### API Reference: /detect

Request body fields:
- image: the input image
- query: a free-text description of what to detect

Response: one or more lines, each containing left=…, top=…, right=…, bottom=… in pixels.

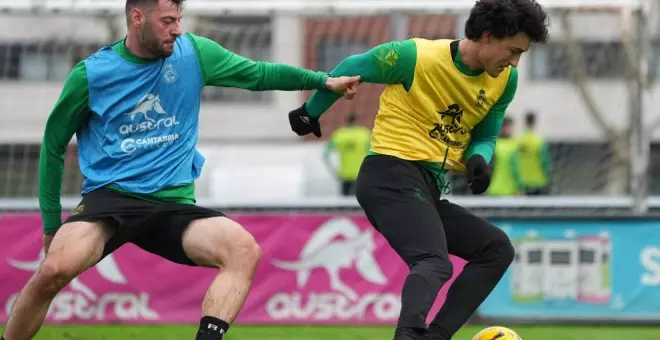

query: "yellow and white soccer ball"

left=472, top=326, right=522, bottom=340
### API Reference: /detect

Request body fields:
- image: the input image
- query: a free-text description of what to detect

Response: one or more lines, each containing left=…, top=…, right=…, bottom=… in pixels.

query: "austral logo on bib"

left=118, top=93, right=181, bottom=154
left=429, top=104, right=469, bottom=148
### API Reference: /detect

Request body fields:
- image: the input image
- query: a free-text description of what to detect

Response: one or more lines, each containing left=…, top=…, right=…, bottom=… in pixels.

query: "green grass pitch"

left=2, top=324, right=660, bottom=340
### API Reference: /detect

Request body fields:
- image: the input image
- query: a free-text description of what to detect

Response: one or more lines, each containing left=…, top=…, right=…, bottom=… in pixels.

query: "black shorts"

left=355, top=154, right=506, bottom=266
left=63, top=187, right=225, bottom=266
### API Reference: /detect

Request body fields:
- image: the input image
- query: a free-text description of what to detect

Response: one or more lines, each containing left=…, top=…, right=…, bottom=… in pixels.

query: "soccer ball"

left=472, top=326, right=522, bottom=340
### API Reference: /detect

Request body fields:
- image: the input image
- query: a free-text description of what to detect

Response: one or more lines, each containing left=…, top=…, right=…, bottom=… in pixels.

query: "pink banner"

left=0, top=213, right=465, bottom=324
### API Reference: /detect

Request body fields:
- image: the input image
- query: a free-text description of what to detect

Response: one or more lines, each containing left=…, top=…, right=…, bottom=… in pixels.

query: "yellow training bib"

left=370, top=39, right=511, bottom=173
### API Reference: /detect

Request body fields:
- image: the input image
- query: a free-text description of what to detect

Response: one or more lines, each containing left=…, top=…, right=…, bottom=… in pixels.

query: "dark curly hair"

left=465, top=0, right=549, bottom=43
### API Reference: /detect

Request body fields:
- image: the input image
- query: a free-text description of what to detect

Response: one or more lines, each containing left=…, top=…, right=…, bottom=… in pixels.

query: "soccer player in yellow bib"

left=323, top=112, right=371, bottom=196
left=288, top=0, right=548, bottom=339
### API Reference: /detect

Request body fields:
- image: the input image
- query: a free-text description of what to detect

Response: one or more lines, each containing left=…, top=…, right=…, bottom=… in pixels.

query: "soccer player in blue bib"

left=1, top=1, right=359, bottom=339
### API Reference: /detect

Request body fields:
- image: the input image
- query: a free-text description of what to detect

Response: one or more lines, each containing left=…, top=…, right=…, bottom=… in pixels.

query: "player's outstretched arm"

left=39, top=61, right=90, bottom=236
left=464, top=68, right=518, bottom=195
left=288, top=39, right=417, bottom=137
left=188, top=33, right=357, bottom=93
left=306, top=40, right=416, bottom=118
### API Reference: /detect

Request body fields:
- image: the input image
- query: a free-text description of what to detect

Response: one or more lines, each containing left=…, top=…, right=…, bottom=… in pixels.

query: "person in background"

left=517, top=110, right=552, bottom=195
left=323, top=112, right=371, bottom=196
left=487, top=116, right=522, bottom=196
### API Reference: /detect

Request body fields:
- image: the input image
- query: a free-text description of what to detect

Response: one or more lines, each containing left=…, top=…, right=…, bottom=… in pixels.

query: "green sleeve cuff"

left=42, top=211, right=62, bottom=235
left=465, top=143, right=496, bottom=164
left=317, top=73, right=329, bottom=91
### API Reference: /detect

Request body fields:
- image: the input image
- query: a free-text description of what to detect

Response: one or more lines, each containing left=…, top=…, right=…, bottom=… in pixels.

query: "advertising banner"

left=0, top=213, right=466, bottom=324
left=479, top=220, right=660, bottom=321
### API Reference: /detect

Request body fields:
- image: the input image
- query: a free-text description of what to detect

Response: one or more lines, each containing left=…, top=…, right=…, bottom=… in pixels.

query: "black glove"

left=466, top=155, right=491, bottom=195
left=288, top=102, right=322, bottom=138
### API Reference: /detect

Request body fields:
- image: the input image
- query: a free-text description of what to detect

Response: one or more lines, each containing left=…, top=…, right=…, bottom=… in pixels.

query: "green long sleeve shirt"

left=305, top=39, right=518, bottom=165
left=40, top=33, right=329, bottom=234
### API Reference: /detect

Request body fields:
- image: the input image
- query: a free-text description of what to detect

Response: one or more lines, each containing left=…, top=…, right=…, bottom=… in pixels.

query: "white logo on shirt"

left=163, top=63, right=178, bottom=84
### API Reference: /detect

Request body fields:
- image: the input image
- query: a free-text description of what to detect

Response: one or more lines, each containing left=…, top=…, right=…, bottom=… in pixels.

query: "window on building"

left=316, top=37, right=370, bottom=72
left=0, top=44, right=21, bottom=79
left=0, top=42, right=102, bottom=81
left=529, top=41, right=627, bottom=80
left=195, top=16, right=273, bottom=103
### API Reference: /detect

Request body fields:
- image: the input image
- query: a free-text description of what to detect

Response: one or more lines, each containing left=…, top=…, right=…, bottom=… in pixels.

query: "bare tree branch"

left=619, top=7, right=650, bottom=91
left=560, top=10, right=619, bottom=140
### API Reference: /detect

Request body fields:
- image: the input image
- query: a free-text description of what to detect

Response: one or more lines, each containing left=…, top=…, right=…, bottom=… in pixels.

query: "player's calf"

left=396, top=255, right=454, bottom=340
left=425, top=230, right=515, bottom=340
left=182, top=216, right=262, bottom=340
left=0, top=268, right=69, bottom=340
left=2, top=221, right=112, bottom=340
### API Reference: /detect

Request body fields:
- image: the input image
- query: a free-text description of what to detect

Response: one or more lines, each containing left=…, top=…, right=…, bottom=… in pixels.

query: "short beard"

left=139, top=24, right=168, bottom=58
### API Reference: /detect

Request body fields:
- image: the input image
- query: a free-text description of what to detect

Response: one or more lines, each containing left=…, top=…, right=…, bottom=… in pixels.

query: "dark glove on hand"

left=288, top=102, right=322, bottom=138
left=466, top=155, right=491, bottom=195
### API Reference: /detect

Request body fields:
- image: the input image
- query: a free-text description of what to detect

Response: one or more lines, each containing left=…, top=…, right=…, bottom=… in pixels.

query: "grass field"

left=2, top=325, right=660, bottom=340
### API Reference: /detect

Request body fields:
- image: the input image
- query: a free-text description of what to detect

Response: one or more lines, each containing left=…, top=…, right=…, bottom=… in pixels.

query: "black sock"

left=195, top=316, right=229, bottom=340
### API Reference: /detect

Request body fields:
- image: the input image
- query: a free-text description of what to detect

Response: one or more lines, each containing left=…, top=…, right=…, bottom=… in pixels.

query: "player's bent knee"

left=411, top=255, right=454, bottom=282
left=184, top=217, right=261, bottom=269
left=226, top=228, right=262, bottom=271
left=498, top=237, right=516, bottom=267
left=35, top=259, right=78, bottom=295
left=487, top=229, right=516, bottom=268
left=432, top=257, right=454, bottom=281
